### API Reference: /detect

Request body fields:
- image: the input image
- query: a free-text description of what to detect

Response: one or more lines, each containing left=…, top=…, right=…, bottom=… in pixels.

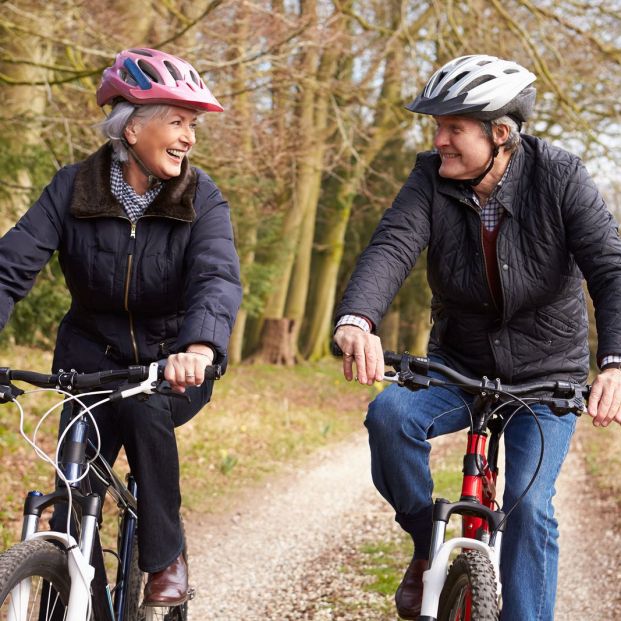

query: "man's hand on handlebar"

left=333, top=325, right=384, bottom=385
left=586, top=368, right=621, bottom=427
left=165, top=344, right=214, bottom=393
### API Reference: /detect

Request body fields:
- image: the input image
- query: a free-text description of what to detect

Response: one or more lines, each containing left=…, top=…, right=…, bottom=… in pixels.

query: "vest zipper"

left=124, top=222, right=139, bottom=363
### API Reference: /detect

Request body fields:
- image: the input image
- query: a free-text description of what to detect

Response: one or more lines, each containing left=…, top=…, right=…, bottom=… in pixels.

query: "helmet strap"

left=121, top=137, right=162, bottom=188
left=462, top=144, right=499, bottom=187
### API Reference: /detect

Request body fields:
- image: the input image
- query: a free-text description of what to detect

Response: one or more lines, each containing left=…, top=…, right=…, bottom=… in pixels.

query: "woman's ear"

left=124, top=121, right=139, bottom=146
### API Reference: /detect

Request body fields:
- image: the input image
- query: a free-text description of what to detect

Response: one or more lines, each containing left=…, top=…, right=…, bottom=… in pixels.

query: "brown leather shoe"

left=395, top=557, right=427, bottom=620
left=143, top=553, right=189, bottom=606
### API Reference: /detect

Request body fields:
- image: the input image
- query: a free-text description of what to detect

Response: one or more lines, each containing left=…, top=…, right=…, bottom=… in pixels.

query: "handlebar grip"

left=204, top=365, right=222, bottom=381
left=383, top=351, right=402, bottom=367
left=331, top=341, right=343, bottom=357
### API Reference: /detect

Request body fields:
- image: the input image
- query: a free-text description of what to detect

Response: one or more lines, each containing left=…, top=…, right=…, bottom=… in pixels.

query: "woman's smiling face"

left=124, top=106, right=198, bottom=184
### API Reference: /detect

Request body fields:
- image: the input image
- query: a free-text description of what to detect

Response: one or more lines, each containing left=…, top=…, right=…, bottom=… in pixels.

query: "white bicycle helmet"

left=406, top=55, right=536, bottom=124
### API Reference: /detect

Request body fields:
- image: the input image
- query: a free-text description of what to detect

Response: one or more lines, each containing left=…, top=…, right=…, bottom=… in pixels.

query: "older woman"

left=0, top=48, right=242, bottom=605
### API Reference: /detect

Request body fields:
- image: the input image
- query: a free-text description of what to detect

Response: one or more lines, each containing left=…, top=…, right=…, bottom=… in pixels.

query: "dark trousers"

left=54, top=381, right=213, bottom=572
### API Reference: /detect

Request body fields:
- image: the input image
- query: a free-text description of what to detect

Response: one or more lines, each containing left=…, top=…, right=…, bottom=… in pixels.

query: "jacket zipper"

left=124, top=222, right=140, bottom=363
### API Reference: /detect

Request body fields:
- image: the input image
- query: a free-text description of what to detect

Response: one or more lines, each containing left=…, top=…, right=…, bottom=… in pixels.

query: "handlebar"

left=0, top=360, right=222, bottom=402
left=383, top=351, right=589, bottom=416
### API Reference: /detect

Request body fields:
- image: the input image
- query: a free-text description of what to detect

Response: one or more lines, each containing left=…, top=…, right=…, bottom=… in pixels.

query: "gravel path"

left=185, top=430, right=621, bottom=620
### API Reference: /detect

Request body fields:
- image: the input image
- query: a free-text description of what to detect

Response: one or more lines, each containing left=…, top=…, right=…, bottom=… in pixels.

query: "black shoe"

left=395, top=557, right=427, bottom=620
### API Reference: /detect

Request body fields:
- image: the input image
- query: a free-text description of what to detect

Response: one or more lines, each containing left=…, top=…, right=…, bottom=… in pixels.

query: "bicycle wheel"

left=0, top=539, right=70, bottom=621
left=438, top=550, right=499, bottom=621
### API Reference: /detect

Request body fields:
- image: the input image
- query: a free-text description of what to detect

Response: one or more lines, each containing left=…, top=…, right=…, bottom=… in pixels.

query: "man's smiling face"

left=433, top=115, right=494, bottom=180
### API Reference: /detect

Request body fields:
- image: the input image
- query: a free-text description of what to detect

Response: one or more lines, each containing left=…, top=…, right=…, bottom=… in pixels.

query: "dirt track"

left=186, top=429, right=621, bottom=620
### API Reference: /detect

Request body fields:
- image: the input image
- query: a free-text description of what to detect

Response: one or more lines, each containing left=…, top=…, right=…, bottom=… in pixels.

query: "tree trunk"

left=378, top=309, right=400, bottom=353
left=284, top=31, right=341, bottom=353
left=253, top=318, right=297, bottom=366
left=0, top=8, right=52, bottom=227
left=303, top=4, right=409, bottom=360
left=226, top=0, right=257, bottom=363
left=255, top=0, right=322, bottom=363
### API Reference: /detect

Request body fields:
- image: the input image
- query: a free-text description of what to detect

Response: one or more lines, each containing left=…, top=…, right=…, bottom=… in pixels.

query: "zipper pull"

left=128, top=223, right=137, bottom=254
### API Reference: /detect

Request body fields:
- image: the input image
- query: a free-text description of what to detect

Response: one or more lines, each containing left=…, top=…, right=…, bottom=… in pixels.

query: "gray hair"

left=97, top=102, right=172, bottom=162
left=482, top=115, right=522, bottom=153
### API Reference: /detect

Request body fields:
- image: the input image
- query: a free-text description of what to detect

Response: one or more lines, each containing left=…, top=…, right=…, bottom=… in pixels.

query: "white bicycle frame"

left=7, top=362, right=161, bottom=621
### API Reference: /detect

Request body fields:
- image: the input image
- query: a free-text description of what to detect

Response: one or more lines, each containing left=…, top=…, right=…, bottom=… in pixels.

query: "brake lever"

left=153, top=381, right=191, bottom=401
left=0, top=383, right=24, bottom=403
left=109, top=362, right=162, bottom=402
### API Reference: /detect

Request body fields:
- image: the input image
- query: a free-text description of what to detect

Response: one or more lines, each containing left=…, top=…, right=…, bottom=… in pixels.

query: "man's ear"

left=493, top=122, right=511, bottom=147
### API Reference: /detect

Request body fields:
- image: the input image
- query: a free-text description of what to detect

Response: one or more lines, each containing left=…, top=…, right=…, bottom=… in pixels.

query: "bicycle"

left=381, top=351, right=589, bottom=621
left=0, top=360, right=220, bottom=621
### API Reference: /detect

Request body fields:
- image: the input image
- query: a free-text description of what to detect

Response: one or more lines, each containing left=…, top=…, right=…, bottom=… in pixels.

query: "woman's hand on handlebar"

left=587, top=368, right=621, bottom=427
left=164, top=344, right=214, bottom=393
left=334, top=325, right=384, bottom=385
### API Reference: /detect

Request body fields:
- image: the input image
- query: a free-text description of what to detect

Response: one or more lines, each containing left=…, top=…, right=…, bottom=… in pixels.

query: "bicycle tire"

left=124, top=533, right=144, bottom=620
left=0, top=539, right=70, bottom=621
left=438, top=550, right=499, bottom=621
left=126, top=538, right=189, bottom=621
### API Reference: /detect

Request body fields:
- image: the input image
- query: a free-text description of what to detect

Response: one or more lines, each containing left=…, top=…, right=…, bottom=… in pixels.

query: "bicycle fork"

left=11, top=415, right=100, bottom=621
left=419, top=421, right=506, bottom=620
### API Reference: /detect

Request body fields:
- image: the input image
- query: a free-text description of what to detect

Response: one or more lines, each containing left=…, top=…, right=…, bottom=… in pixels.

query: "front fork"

left=13, top=411, right=100, bottom=621
left=420, top=424, right=505, bottom=620
left=421, top=498, right=506, bottom=621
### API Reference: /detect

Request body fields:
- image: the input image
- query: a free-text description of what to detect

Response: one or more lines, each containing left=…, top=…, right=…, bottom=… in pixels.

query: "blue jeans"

left=365, top=379, right=576, bottom=621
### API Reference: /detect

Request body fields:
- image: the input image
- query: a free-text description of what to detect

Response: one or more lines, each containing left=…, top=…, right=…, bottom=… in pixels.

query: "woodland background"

left=1, top=0, right=620, bottom=365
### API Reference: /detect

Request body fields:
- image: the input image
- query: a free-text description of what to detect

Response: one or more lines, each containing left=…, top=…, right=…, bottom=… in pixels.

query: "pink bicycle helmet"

left=96, top=48, right=223, bottom=112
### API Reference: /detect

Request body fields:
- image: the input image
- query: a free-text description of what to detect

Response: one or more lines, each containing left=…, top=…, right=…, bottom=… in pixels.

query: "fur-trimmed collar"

left=70, top=143, right=197, bottom=222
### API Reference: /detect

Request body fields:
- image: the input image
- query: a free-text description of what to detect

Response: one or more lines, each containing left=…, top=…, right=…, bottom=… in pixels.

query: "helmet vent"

left=119, top=68, right=138, bottom=87
left=164, top=61, right=182, bottom=81
left=189, top=70, right=200, bottom=86
left=137, top=60, right=162, bottom=84
left=130, top=49, right=154, bottom=57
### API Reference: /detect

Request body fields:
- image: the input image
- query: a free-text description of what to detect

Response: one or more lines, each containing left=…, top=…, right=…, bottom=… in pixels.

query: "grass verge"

left=579, top=415, right=621, bottom=506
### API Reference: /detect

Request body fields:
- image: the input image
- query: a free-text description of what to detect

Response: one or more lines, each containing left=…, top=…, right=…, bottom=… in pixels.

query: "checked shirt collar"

left=110, top=158, right=162, bottom=223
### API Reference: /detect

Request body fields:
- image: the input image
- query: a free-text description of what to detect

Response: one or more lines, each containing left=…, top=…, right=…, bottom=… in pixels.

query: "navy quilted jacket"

left=0, top=144, right=242, bottom=372
left=335, top=135, right=621, bottom=383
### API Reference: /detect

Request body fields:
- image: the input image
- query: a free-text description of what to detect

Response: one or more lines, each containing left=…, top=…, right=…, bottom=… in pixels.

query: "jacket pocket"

left=536, top=310, right=576, bottom=337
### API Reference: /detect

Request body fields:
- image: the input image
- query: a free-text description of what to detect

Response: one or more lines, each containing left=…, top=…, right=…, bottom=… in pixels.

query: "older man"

left=334, top=54, right=621, bottom=620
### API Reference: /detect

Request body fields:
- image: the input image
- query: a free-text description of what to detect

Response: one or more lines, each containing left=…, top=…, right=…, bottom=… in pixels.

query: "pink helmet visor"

left=96, top=48, right=223, bottom=112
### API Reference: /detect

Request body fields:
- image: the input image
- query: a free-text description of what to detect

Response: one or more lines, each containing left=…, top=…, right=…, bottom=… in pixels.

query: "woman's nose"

left=182, top=128, right=196, bottom=146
